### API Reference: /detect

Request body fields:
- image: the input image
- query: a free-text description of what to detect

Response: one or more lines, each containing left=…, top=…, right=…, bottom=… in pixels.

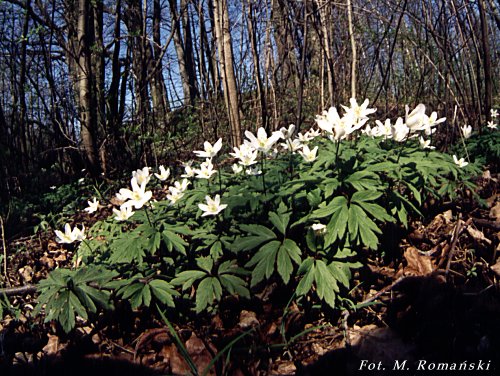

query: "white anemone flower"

left=155, top=165, right=171, bottom=181
left=84, top=197, right=100, bottom=214
left=315, top=107, right=341, bottom=135
left=373, top=119, right=393, bottom=138
left=487, top=121, right=497, bottom=129
left=298, top=145, right=319, bottom=162
left=391, top=118, right=409, bottom=142
left=279, top=124, right=296, bottom=140
left=341, top=98, right=377, bottom=123
left=453, top=155, right=468, bottom=168
left=55, top=223, right=86, bottom=244
left=230, top=143, right=255, bottom=159
left=198, top=195, right=227, bottom=217
left=173, top=179, right=190, bottom=192
left=419, top=137, right=435, bottom=150
left=132, top=167, right=151, bottom=185
left=119, top=177, right=153, bottom=209
left=232, top=164, right=243, bottom=174
left=282, top=138, right=302, bottom=152
left=113, top=206, right=135, bottom=221
left=405, top=104, right=427, bottom=131
left=461, top=124, right=472, bottom=139
left=246, top=167, right=262, bottom=176
left=181, top=162, right=196, bottom=178
left=167, top=187, right=185, bottom=205
left=244, top=127, right=281, bottom=153
left=195, top=159, right=217, bottom=179
left=311, top=223, right=327, bottom=235
left=193, top=138, right=223, bottom=159
left=491, top=109, right=498, bottom=118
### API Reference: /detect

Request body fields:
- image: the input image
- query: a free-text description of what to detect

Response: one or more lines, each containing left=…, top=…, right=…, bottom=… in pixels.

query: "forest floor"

left=0, top=171, right=499, bottom=375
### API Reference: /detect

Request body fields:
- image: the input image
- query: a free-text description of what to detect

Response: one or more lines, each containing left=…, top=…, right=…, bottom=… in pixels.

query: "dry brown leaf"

left=490, top=259, right=500, bottom=277
left=489, top=201, right=500, bottom=222
left=403, top=247, right=434, bottom=276
left=238, top=310, right=259, bottom=328
left=270, top=361, right=297, bottom=375
left=42, top=334, right=61, bottom=356
left=466, top=226, right=492, bottom=245
left=18, top=265, right=33, bottom=283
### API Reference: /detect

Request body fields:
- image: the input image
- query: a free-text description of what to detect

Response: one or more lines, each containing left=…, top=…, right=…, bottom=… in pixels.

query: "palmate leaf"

left=269, top=211, right=290, bottom=236
left=246, top=240, right=280, bottom=287
left=109, top=235, right=147, bottom=264
left=325, top=202, right=349, bottom=247
left=245, top=238, right=302, bottom=287
left=231, top=224, right=276, bottom=252
left=162, top=229, right=188, bottom=255
left=149, top=279, right=178, bottom=307
left=171, top=270, right=207, bottom=291
left=195, top=277, right=222, bottom=313
left=344, top=170, right=380, bottom=191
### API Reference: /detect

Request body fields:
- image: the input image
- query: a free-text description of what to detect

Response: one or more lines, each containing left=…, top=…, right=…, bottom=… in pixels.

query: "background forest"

left=0, top=0, right=498, bottom=199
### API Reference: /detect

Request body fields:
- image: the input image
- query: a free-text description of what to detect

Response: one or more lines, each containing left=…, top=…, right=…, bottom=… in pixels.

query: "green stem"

left=260, top=154, right=267, bottom=195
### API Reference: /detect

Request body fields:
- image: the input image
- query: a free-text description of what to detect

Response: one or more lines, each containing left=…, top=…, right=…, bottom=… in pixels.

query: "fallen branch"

left=0, top=284, right=37, bottom=296
left=0, top=215, right=10, bottom=287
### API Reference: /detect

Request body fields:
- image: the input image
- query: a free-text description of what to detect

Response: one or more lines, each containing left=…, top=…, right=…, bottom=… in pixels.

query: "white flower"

left=132, top=167, right=151, bottom=185
left=195, top=159, right=217, bottom=179
left=245, top=167, right=262, bottom=176
left=173, top=179, right=190, bottom=192
left=155, top=165, right=170, bottom=181
left=198, top=195, right=227, bottom=217
left=306, top=128, right=321, bottom=139
left=461, top=124, right=472, bottom=139
left=50, top=186, right=56, bottom=190
left=230, top=143, right=255, bottom=159
left=453, top=155, right=468, bottom=168
left=279, top=124, right=296, bottom=140
left=373, top=119, right=393, bottom=138
left=311, top=223, right=327, bottom=234
left=119, top=177, right=153, bottom=209
left=341, top=98, right=376, bottom=122
left=194, top=138, right=223, bottom=159
left=487, top=121, right=497, bottom=129
left=419, top=137, right=435, bottom=150
left=232, top=164, right=243, bottom=174
left=391, top=117, right=409, bottom=142
left=298, top=145, right=318, bottom=162
left=405, top=104, right=427, bottom=131
left=113, top=206, right=135, bottom=221
left=491, top=109, right=498, bottom=118
left=55, top=223, right=86, bottom=244
left=282, top=138, right=302, bottom=152
left=167, top=187, right=185, bottom=205
left=298, top=131, right=313, bottom=143
left=78, top=178, right=85, bottom=184
left=181, top=162, right=196, bottom=178
left=244, top=127, right=281, bottom=153
left=84, top=197, right=100, bottom=214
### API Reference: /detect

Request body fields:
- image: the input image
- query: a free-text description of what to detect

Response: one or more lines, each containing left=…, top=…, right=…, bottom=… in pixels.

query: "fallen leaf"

left=489, top=201, right=500, bottom=222
left=239, top=310, right=259, bottom=329
left=466, top=226, right=492, bottom=245
left=403, top=247, right=434, bottom=276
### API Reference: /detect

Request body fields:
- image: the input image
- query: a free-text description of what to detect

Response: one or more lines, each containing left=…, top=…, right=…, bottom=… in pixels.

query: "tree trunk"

left=77, top=0, right=99, bottom=172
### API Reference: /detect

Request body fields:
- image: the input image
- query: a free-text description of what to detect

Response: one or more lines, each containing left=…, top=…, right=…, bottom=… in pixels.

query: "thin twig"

left=0, top=216, right=10, bottom=287
left=445, top=219, right=464, bottom=277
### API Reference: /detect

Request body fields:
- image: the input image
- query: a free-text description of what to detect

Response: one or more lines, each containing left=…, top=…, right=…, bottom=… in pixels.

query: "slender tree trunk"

left=77, top=0, right=99, bottom=172
left=478, top=0, right=492, bottom=120
left=213, top=0, right=241, bottom=145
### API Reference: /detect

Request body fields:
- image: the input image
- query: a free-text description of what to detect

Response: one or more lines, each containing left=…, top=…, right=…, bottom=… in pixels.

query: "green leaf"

left=162, top=230, right=188, bottom=255
left=312, top=196, right=347, bottom=219
left=219, top=274, right=250, bottom=299
left=196, top=277, right=222, bottom=313
left=351, top=190, right=382, bottom=203
left=269, top=211, right=290, bottom=236
left=314, top=260, right=338, bottom=308
left=171, top=270, right=207, bottom=291
left=296, top=259, right=315, bottom=296
left=245, top=240, right=280, bottom=287
left=196, top=256, right=214, bottom=273
left=276, top=238, right=302, bottom=285
left=149, top=279, right=178, bottom=307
